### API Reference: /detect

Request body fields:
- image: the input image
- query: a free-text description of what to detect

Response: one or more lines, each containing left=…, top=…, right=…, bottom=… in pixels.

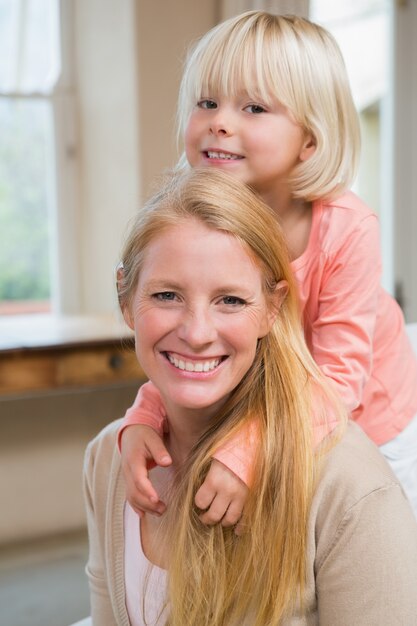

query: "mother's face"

left=124, top=218, right=277, bottom=420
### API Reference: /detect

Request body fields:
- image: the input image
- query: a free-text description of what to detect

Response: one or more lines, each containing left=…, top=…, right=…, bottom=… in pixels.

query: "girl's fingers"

left=220, top=499, right=243, bottom=527
left=146, top=433, right=173, bottom=467
left=198, top=493, right=229, bottom=525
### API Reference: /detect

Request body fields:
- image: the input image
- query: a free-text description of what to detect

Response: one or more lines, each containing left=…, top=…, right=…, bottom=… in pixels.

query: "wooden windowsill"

left=0, top=313, right=133, bottom=352
left=0, top=314, right=146, bottom=395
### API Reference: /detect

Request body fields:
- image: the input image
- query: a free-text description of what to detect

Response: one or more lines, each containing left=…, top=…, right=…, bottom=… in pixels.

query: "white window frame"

left=50, top=0, right=81, bottom=314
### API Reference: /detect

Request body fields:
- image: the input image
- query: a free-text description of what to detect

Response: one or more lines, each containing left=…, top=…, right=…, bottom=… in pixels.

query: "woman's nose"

left=177, top=309, right=218, bottom=347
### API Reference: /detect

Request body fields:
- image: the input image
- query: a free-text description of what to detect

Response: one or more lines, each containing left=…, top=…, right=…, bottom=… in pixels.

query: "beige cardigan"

left=83, top=421, right=417, bottom=625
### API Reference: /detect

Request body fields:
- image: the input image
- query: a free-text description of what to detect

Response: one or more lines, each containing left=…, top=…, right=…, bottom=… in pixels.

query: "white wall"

left=0, top=384, right=137, bottom=544
left=137, top=1, right=217, bottom=195
left=71, top=0, right=217, bottom=316
left=74, top=0, right=141, bottom=315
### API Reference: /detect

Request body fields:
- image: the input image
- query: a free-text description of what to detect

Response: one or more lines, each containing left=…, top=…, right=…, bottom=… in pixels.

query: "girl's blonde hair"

left=118, top=168, right=345, bottom=625
left=177, top=11, right=361, bottom=200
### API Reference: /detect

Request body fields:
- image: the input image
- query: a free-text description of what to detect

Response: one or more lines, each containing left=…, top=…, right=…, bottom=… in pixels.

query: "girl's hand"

left=195, top=460, right=249, bottom=533
left=120, top=425, right=172, bottom=517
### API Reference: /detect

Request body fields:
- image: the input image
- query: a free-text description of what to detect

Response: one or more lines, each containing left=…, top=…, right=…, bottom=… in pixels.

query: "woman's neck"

left=160, top=391, right=229, bottom=466
left=161, top=405, right=213, bottom=467
left=165, top=421, right=199, bottom=467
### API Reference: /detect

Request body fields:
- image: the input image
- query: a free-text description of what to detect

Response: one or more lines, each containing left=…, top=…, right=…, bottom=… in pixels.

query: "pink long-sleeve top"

left=119, top=192, right=417, bottom=483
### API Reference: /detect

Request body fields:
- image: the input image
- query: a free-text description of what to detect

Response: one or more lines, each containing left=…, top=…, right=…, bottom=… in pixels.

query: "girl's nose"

left=209, top=110, right=233, bottom=137
left=177, top=309, right=218, bottom=348
left=210, top=124, right=229, bottom=136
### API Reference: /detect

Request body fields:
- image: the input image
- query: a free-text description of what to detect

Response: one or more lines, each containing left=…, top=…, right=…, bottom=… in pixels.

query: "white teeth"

left=167, top=354, right=221, bottom=372
left=207, top=151, right=240, bottom=160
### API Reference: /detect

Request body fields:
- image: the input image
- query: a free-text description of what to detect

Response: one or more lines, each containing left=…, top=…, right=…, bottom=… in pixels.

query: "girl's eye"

left=198, top=99, right=217, bottom=110
left=244, top=104, right=266, bottom=114
left=153, top=292, right=177, bottom=301
left=221, top=295, right=246, bottom=306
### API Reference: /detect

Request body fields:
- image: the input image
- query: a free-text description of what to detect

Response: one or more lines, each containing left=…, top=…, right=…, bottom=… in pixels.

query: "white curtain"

left=219, top=0, right=309, bottom=21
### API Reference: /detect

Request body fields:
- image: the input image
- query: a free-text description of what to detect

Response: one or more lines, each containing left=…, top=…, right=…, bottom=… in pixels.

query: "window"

left=0, top=0, right=60, bottom=314
left=310, top=0, right=394, bottom=293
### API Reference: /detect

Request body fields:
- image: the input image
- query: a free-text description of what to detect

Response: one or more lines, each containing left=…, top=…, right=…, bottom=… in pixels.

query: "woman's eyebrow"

left=143, top=279, right=183, bottom=292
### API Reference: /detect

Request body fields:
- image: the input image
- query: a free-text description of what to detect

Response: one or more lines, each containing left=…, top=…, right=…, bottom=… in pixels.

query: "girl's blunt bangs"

left=180, top=16, right=298, bottom=129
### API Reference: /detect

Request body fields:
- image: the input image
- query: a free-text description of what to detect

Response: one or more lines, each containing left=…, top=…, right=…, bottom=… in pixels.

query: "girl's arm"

left=118, top=381, right=167, bottom=443
left=306, top=213, right=381, bottom=415
left=118, top=382, right=172, bottom=516
left=118, top=381, right=249, bottom=523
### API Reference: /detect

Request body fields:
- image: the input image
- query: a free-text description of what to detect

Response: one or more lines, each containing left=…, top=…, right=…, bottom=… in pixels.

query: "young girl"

left=119, top=11, right=417, bottom=520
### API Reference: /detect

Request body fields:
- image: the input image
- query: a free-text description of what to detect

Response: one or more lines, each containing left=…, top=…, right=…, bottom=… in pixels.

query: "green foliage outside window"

left=0, top=100, right=51, bottom=302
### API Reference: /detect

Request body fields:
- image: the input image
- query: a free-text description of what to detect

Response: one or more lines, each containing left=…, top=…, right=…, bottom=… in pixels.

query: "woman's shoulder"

left=84, top=419, right=122, bottom=479
left=308, top=422, right=417, bottom=624
left=318, top=422, right=397, bottom=494
left=312, top=422, right=413, bottom=539
left=87, top=418, right=122, bottom=452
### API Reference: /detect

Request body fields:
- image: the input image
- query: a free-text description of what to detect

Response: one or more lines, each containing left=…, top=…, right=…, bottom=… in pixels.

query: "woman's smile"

left=164, top=351, right=225, bottom=373
left=124, top=217, right=274, bottom=421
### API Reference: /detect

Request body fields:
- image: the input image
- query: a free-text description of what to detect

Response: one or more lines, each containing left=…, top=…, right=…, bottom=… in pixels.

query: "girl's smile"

left=204, top=148, right=244, bottom=162
left=184, top=94, right=315, bottom=209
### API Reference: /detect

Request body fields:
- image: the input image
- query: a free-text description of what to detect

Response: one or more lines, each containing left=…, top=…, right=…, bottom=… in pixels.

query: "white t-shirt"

left=124, top=502, right=167, bottom=626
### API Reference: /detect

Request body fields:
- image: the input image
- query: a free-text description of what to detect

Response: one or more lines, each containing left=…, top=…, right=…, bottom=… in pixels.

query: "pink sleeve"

left=309, top=215, right=381, bottom=413
left=117, top=381, right=167, bottom=451
left=213, top=418, right=259, bottom=487
left=213, top=395, right=339, bottom=487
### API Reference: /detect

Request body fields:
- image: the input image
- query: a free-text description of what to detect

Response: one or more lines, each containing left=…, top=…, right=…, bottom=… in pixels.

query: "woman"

left=84, top=168, right=417, bottom=625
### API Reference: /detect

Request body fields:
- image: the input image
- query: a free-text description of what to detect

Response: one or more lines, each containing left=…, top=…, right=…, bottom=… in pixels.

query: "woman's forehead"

left=138, top=221, right=264, bottom=289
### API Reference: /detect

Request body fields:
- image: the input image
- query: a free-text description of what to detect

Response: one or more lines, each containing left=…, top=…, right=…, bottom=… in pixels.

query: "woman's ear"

left=122, top=305, right=134, bottom=330
left=259, top=280, right=289, bottom=337
left=299, top=133, right=316, bottom=162
left=116, top=262, right=134, bottom=329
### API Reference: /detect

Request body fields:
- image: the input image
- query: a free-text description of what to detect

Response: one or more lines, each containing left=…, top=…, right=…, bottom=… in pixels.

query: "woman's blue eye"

left=245, top=104, right=266, bottom=114
left=198, top=99, right=217, bottom=110
left=222, top=296, right=245, bottom=306
left=154, top=292, right=176, bottom=301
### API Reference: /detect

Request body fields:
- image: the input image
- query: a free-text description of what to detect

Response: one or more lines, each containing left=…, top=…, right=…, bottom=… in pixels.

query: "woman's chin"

left=163, top=388, right=228, bottom=418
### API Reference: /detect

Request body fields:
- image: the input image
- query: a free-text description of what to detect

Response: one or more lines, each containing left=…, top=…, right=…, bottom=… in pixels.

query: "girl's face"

left=184, top=94, right=314, bottom=206
left=124, top=219, right=280, bottom=423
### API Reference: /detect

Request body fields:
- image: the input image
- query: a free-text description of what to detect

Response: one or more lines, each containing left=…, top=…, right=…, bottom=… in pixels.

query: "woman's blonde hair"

left=118, top=168, right=345, bottom=625
left=177, top=11, right=361, bottom=201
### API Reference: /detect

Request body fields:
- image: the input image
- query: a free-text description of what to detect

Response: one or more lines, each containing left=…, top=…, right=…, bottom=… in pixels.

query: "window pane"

left=0, top=0, right=60, bottom=93
left=0, top=0, right=15, bottom=90
left=0, top=98, right=52, bottom=312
